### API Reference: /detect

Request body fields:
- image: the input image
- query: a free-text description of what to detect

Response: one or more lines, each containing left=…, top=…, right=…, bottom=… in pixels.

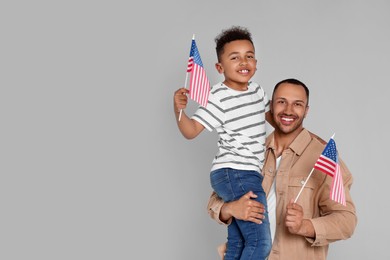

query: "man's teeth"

left=282, top=117, right=293, bottom=121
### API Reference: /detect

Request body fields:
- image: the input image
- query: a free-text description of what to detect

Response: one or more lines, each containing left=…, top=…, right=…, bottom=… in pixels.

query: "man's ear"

left=215, top=63, right=224, bottom=74
left=304, top=105, right=309, bottom=118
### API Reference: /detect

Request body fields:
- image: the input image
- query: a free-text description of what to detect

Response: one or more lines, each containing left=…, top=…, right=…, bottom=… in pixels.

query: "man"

left=208, top=78, right=357, bottom=260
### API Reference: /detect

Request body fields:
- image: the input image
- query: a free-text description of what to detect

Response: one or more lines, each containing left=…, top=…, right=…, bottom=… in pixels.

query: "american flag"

left=186, top=38, right=210, bottom=107
left=314, top=137, right=346, bottom=206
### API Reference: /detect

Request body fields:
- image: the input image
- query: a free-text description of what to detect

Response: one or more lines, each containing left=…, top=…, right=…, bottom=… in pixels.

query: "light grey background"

left=1, top=0, right=389, bottom=259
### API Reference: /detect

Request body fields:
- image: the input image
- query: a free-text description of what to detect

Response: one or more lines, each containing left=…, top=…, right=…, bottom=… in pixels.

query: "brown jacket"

left=207, top=129, right=357, bottom=260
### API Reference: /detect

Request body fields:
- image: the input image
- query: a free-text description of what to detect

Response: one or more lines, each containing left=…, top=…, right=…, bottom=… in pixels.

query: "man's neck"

left=273, top=128, right=304, bottom=157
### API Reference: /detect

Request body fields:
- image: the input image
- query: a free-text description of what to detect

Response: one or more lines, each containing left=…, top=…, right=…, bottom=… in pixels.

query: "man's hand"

left=285, top=199, right=315, bottom=238
left=221, top=191, right=266, bottom=224
left=285, top=199, right=304, bottom=234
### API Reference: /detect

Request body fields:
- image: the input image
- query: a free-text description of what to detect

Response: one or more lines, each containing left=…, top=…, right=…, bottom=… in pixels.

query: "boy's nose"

left=240, top=60, right=247, bottom=66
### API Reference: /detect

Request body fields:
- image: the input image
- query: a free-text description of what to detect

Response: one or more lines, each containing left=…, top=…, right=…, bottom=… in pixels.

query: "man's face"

left=271, top=83, right=309, bottom=135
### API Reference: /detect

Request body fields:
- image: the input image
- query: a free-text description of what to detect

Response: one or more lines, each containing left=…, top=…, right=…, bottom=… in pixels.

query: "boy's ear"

left=215, top=63, right=224, bottom=74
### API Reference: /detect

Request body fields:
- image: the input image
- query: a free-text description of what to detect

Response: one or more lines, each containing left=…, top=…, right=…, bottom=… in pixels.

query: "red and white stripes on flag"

left=186, top=38, right=210, bottom=107
left=314, top=137, right=346, bottom=206
left=331, top=164, right=346, bottom=206
left=187, top=57, right=193, bottom=72
left=189, top=61, right=209, bottom=107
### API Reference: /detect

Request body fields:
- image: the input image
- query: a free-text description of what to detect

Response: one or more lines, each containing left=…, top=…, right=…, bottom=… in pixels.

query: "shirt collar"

left=266, top=128, right=312, bottom=156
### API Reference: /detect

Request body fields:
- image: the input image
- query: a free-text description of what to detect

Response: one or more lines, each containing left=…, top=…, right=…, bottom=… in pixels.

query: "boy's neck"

left=223, top=80, right=249, bottom=91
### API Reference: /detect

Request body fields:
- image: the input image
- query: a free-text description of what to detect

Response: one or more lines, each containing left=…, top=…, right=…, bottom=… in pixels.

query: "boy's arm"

left=265, top=110, right=276, bottom=129
left=173, top=88, right=204, bottom=139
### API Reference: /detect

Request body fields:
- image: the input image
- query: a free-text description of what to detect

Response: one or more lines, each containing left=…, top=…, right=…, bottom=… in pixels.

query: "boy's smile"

left=215, top=40, right=257, bottom=91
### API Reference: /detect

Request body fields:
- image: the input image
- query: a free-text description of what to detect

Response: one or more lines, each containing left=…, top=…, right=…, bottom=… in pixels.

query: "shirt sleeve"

left=191, top=90, right=225, bottom=132
left=305, top=158, right=357, bottom=246
left=262, top=86, right=270, bottom=113
left=207, top=191, right=232, bottom=226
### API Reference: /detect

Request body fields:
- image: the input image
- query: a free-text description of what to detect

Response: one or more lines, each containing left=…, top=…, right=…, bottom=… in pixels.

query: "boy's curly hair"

left=215, top=26, right=254, bottom=62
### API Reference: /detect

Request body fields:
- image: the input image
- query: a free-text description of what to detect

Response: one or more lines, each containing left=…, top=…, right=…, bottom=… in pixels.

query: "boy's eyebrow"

left=227, top=50, right=255, bottom=56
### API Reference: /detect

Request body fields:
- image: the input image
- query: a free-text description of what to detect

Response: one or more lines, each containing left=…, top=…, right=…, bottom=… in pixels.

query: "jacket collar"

left=266, top=128, right=312, bottom=156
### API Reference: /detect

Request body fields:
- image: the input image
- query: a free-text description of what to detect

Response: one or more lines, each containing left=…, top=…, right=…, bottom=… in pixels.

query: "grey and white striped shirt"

left=192, top=81, right=270, bottom=173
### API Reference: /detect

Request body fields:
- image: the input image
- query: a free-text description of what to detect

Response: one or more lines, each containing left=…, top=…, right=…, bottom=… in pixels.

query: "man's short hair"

left=273, top=78, right=310, bottom=105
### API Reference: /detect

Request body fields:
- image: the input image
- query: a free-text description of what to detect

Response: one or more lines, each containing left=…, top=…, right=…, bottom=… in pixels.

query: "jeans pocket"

left=210, top=169, right=233, bottom=202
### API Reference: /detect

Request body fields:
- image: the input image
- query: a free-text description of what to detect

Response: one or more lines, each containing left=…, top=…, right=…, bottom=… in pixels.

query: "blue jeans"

left=210, top=168, right=272, bottom=260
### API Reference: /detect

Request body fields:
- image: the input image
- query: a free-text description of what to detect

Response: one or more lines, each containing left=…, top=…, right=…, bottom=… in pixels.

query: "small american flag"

left=187, top=38, right=210, bottom=107
left=314, top=137, right=346, bottom=206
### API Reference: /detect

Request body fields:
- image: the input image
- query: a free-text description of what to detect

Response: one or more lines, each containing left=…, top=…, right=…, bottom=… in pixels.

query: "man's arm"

left=287, top=159, right=357, bottom=246
left=207, top=191, right=266, bottom=225
left=308, top=160, right=357, bottom=246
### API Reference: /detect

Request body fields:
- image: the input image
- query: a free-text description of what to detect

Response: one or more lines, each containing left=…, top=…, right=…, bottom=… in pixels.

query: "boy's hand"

left=174, top=88, right=189, bottom=113
left=173, top=87, right=204, bottom=139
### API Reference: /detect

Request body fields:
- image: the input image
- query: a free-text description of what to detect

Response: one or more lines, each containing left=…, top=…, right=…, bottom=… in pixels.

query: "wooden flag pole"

left=294, top=168, right=315, bottom=203
left=178, top=34, right=195, bottom=121
left=294, top=133, right=336, bottom=203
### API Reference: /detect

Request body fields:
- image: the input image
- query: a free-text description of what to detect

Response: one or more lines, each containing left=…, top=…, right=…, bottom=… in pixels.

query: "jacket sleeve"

left=307, top=158, right=358, bottom=246
left=207, top=191, right=231, bottom=226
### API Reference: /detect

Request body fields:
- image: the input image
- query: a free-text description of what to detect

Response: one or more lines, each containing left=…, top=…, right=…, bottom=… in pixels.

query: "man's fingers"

left=251, top=212, right=265, bottom=220
left=246, top=191, right=258, bottom=199
left=249, top=217, right=263, bottom=224
left=244, top=206, right=265, bottom=223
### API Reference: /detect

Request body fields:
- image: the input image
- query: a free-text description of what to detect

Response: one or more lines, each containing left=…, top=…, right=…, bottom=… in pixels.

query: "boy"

left=173, top=26, right=272, bottom=260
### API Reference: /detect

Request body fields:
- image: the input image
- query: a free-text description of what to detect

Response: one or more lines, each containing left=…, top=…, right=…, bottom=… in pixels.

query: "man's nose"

left=284, top=104, right=294, bottom=114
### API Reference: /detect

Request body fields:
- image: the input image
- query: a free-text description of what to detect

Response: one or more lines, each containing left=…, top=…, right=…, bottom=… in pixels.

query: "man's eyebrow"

left=274, top=97, right=305, bottom=103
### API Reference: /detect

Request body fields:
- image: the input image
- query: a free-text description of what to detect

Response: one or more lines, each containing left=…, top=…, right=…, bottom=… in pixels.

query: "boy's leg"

left=235, top=190, right=272, bottom=260
left=234, top=171, right=272, bottom=260
left=224, top=218, right=244, bottom=260
left=210, top=168, right=245, bottom=260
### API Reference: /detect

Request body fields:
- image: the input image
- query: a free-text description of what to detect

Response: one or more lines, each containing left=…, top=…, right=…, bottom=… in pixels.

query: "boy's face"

left=215, top=40, right=257, bottom=90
